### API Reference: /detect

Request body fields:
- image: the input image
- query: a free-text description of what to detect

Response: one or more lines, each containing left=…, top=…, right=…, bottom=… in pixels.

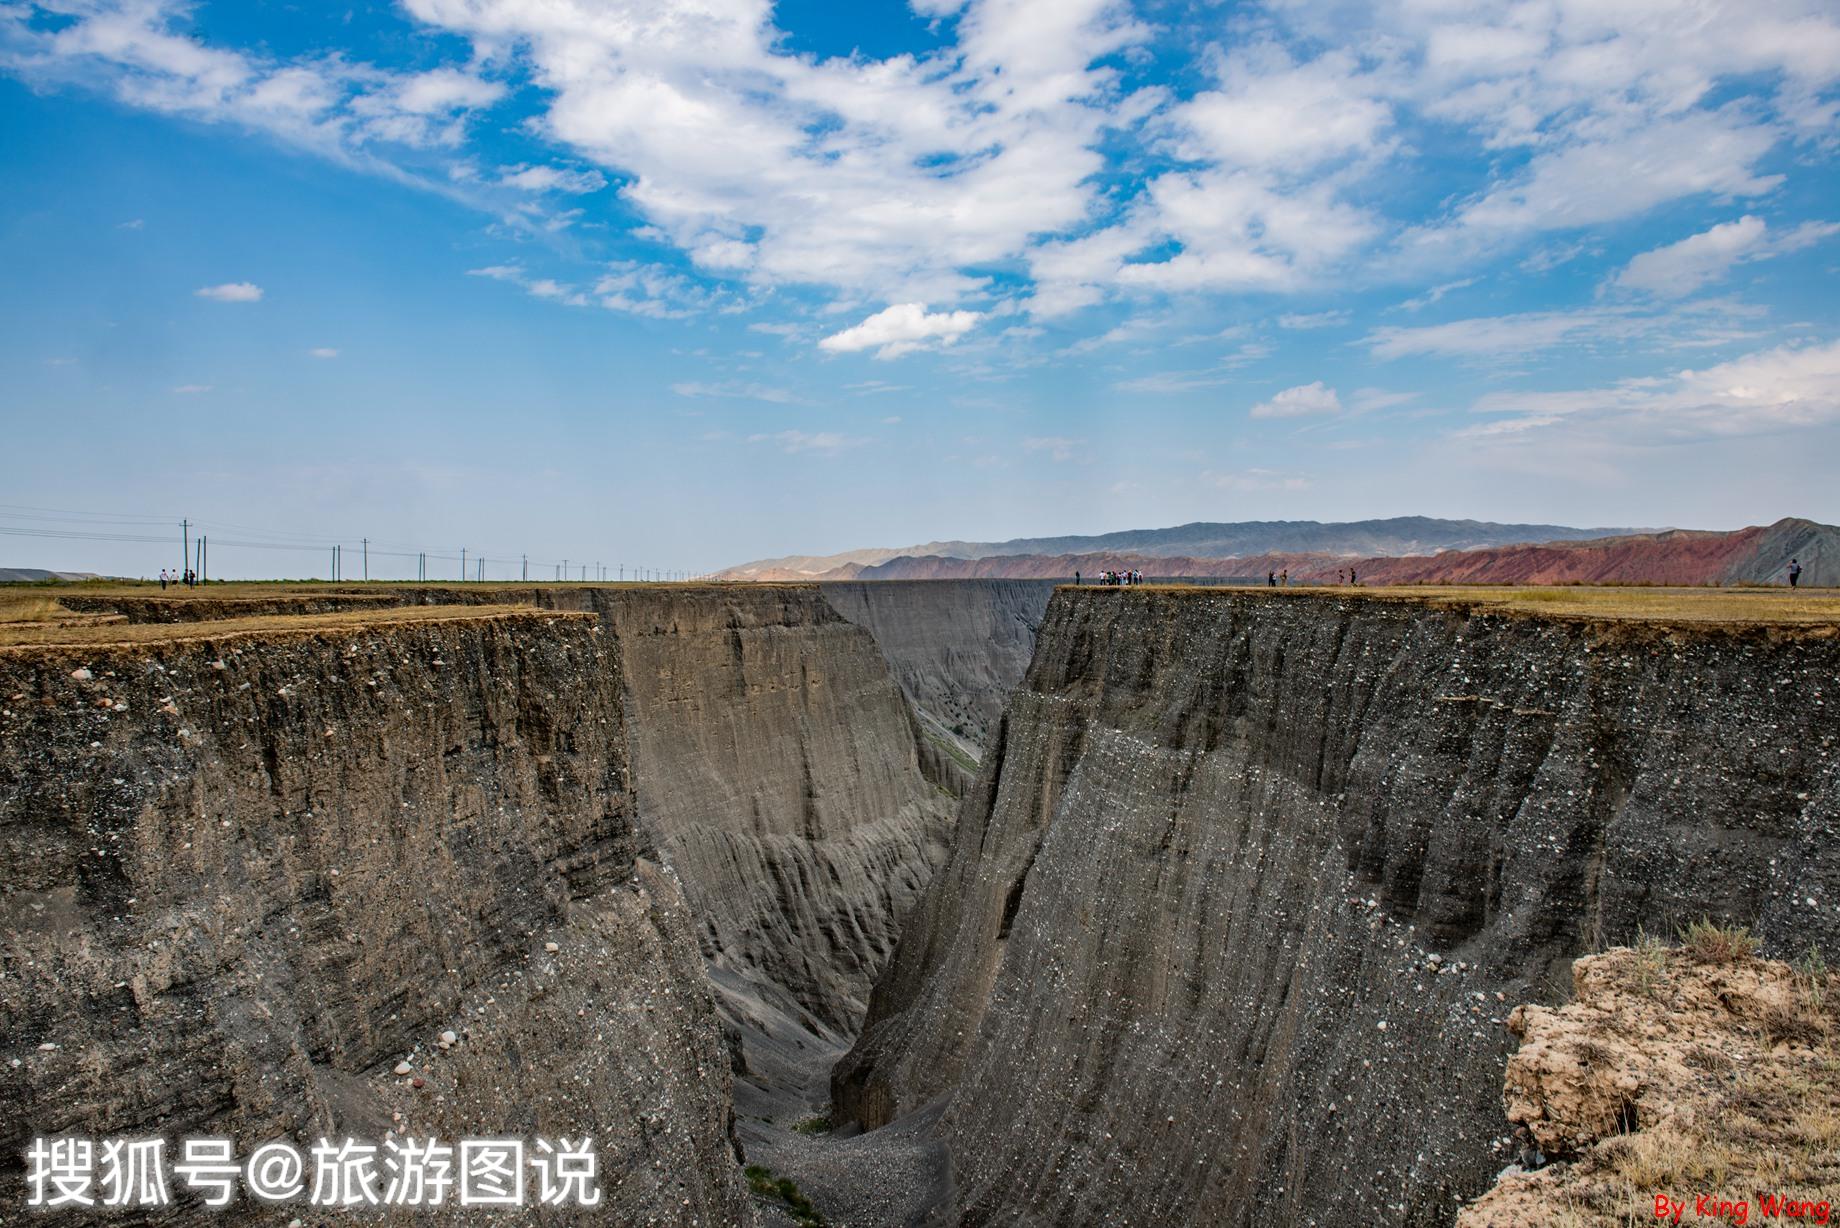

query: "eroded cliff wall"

left=589, top=587, right=954, bottom=1042
left=820, top=580, right=1054, bottom=773
left=836, top=588, right=1840, bottom=1227
left=0, top=610, right=755, bottom=1224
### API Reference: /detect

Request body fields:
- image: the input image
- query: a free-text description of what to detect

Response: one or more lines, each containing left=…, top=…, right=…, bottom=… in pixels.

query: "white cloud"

left=172, top=383, right=212, bottom=394
left=308, top=346, right=339, bottom=359
left=1114, top=370, right=1237, bottom=394
left=1023, top=435, right=1081, bottom=462
left=1278, top=310, right=1349, bottom=330
left=1398, top=278, right=1476, bottom=312
left=1250, top=381, right=1342, bottom=419
left=1347, top=388, right=1419, bottom=414
left=1, top=4, right=505, bottom=163
left=498, top=163, right=606, bottom=194
left=818, top=304, right=982, bottom=359
left=1170, top=49, right=1391, bottom=173
left=117, top=218, right=144, bottom=230
left=10, top=0, right=1840, bottom=334
left=1366, top=302, right=1768, bottom=360
left=470, top=260, right=725, bottom=316
left=747, top=430, right=864, bottom=455
left=195, top=281, right=262, bottom=302
left=1368, top=310, right=1599, bottom=359
left=1615, top=216, right=1840, bottom=297
left=671, top=381, right=799, bottom=404
left=401, top=0, right=1150, bottom=305
left=1462, top=338, right=1840, bottom=443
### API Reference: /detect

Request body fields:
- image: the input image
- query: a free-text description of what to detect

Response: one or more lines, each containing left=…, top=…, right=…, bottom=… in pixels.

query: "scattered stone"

left=393, top=1060, right=414, bottom=1076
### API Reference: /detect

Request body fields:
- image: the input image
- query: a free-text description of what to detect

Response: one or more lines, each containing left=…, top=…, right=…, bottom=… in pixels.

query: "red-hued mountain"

left=715, top=517, right=1642, bottom=581
left=1314, top=518, right=1836, bottom=587
left=836, top=518, right=1836, bottom=587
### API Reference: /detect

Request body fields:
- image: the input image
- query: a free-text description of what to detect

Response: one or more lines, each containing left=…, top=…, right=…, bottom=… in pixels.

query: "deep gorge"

left=2, top=582, right=1835, bottom=1226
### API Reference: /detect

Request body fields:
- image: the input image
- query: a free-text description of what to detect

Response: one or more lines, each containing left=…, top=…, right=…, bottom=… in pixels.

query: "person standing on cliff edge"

left=1789, top=559, right=1803, bottom=587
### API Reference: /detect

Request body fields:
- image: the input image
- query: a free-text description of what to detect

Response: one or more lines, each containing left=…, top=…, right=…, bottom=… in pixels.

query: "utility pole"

left=563, top=559, right=569, bottom=583
left=200, top=536, right=207, bottom=583
left=181, top=519, right=188, bottom=580
left=362, top=538, right=368, bottom=582
left=522, top=554, right=528, bottom=582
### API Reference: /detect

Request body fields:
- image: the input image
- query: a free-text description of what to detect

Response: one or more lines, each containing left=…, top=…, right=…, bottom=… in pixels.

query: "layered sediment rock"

left=588, top=587, right=954, bottom=1040
left=819, top=580, right=1054, bottom=760
left=0, top=610, right=754, bottom=1224
left=0, top=583, right=955, bottom=1223
left=837, top=588, right=1840, bottom=1227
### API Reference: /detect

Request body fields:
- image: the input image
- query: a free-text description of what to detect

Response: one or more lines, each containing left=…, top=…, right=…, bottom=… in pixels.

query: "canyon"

left=3, top=580, right=1837, bottom=1225
left=836, top=587, right=1840, bottom=1226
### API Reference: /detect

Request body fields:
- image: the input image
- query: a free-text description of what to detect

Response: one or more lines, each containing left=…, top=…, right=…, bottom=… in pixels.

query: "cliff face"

left=836, top=588, right=1840, bottom=1227
left=0, top=582, right=957, bottom=1223
left=820, top=580, right=1054, bottom=759
left=0, top=611, right=755, bottom=1224
left=587, top=586, right=954, bottom=1040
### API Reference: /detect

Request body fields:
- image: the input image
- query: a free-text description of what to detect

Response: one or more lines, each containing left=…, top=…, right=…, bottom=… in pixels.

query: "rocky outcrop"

left=836, top=587, right=1840, bottom=1227
left=0, top=610, right=755, bottom=1225
left=820, top=580, right=1055, bottom=760
left=1459, top=943, right=1838, bottom=1227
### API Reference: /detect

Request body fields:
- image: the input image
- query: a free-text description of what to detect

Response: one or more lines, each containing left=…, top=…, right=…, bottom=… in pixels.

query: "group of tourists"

left=159, top=568, right=198, bottom=590
left=1074, top=569, right=1143, bottom=586
left=1267, top=568, right=1358, bottom=587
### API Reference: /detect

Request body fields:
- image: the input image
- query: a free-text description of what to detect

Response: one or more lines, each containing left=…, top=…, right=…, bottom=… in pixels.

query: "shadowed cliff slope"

left=836, top=587, right=1840, bottom=1228
left=586, top=586, right=954, bottom=1042
left=820, top=580, right=1054, bottom=769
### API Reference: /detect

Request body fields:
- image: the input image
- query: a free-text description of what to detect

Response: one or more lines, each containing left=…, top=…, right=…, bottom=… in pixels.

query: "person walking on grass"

left=1075, top=569, right=1081, bottom=586
left=1789, top=559, right=1803, bottom=588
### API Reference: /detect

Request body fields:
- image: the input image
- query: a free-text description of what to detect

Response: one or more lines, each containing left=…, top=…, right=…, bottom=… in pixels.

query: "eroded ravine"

left=836, top=587, right=1840, bottom=1227
left=6, top=582, right=1838, bottom=1228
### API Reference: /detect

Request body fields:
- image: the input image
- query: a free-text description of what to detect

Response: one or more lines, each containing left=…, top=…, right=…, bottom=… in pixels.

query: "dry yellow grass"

left=1459, top=942, right=1840, bottom=1228
left=1108, top=582, right=1840, bottom=628
left=0, top=603, right=587, bottom=653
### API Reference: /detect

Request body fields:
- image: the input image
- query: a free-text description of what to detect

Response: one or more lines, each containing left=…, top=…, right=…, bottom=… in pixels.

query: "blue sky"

left=3, top=0, right=1839, bottom=578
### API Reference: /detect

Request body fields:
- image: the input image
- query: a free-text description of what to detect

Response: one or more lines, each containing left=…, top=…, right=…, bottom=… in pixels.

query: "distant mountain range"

left=717, top=517, right=1649, bottom=580
left=0, top=568, right=102, bottom=583
left=719, top=517, right=1837, bottom=587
